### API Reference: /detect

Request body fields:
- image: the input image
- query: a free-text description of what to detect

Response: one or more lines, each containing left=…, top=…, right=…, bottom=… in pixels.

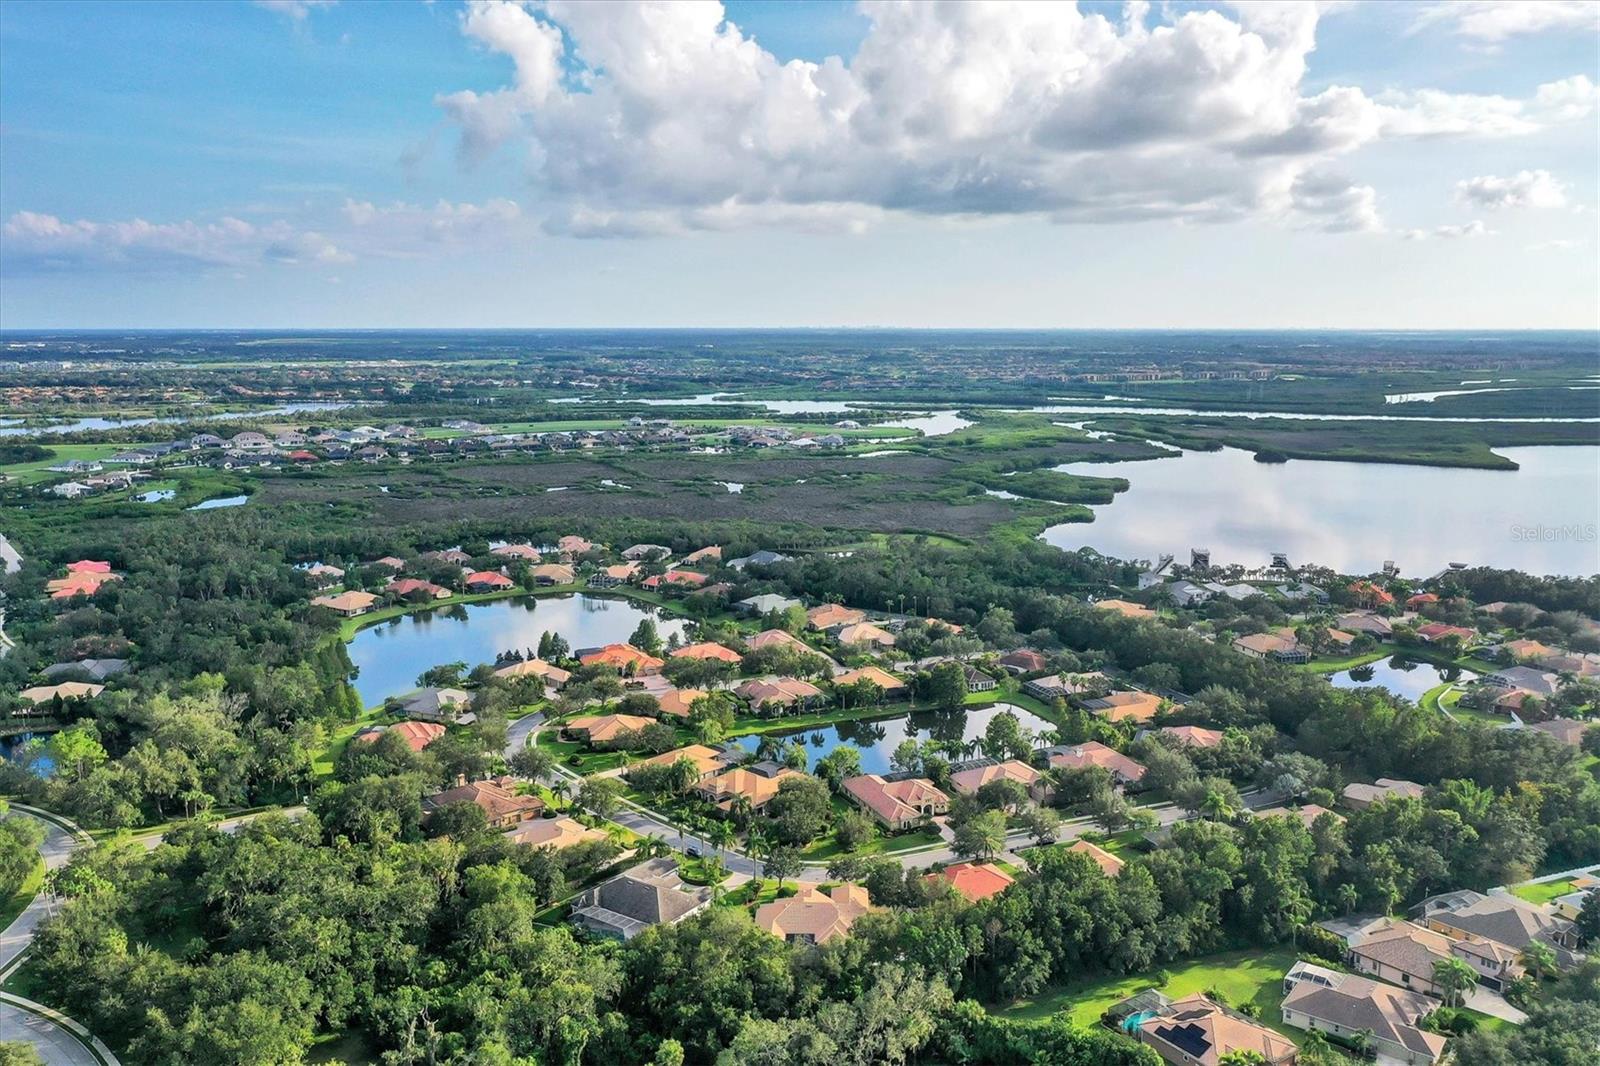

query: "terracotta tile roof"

left=670, top=641, right=742, bottom=663
left=999, top=649, right=1048, bottom=672
left=842, top=774, right=949, bottom=824
left=18, top=682, right=104, bottom=704
left=631, top=744, right=727, bottom=778
left=948, top=760, right=1041, bottom=795
left=530, top=563, right=577, bottom=584
left=492, top=658, right=572, bottom=687
left=422, top=779, right=544, bottom=823
left=310, top=590, right=379, bottom=613
left=696, top=765, right=805, bottom=809
left=579, top=643, right=665, bottom=674
left=465, top=570, right=516, bottom=589
left=834, top=622, right=896, bottom=647
left=1528, top=718, right=1589, bottom=746
left=1159, top=725, right=1224, bottom=748
left=756, top=884, right=874, bottom=943
left=491, top=543, right=542, bottom=561
left=65, top=559, right=112, bottom=573
left=736, top=677, right=823, bottom=707
left=1047, top=742, right=1146, bottom=784
left=1094, top=599, right=1154, bottom=619
left=746, top=629, right=816, bottom=654
left=1066, top=840, right=1125, bottom=877
left=682, top=545, right=722, bottom=564
left=388, top=577, right=451, bottom=599
left=1084, top=690, right=1164, bottom=723
left=832, top=666, right=907, bottom=692
left=354, top=720, right=445, bottom=752
left=931, top=862, right=1015, bottom=902
left=655, top=687, right=709, bottom=717
left=47, top=571, right=122, bottom=600
left=565, top=713, right=656, bottom=744
left=557, top=536, right=595, bottom=554
left=1139, top=995, right=1298, bottom=1066
left=807, top=603, right=866, bottom=629
left=507, top=815, right=607, bottom=850
left=641, top=569, right=709, bottom=589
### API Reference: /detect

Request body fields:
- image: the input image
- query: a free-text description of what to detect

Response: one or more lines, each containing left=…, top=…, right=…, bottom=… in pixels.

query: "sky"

left=0, top=0, right=1597, bottom=329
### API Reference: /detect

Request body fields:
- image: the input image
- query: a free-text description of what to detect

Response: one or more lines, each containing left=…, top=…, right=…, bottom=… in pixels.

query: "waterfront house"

left=353, top=720, right=445, bottom=753
left=310, top=590, right=379, bottom=616
left=1045, top=742, right=1147, bottom=787
left=842, top=774, right=950, bottom=831
left=578, top=643, right=664, bottom=675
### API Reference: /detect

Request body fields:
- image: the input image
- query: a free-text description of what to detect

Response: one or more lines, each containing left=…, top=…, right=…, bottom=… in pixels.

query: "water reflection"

left=729, top=702, right=1052, bottom=774
left=1328, top=657, right=1476, bottom=703
left=1041, top=445, right=1600, bottom=577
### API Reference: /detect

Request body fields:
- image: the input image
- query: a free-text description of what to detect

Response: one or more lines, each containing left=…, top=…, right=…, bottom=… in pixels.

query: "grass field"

left=997, top=945, right=1303, bottom=1037
left=0, top=443, right=125, bottom=486
left=1510, top=877, right=1581, bottom=906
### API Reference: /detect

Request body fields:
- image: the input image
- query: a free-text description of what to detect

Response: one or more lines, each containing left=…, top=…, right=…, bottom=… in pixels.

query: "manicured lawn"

left=996, top=945, right=1303, bottom=1038
left=800, top=825, right=944, bottom=861
left=1511, top=877, right=1580, bottom=906
left=0, top=443, right=124, bottom=486
left=1298, top=648, right=1389, bottom=674
left=312, top=709, right=386, bottom=778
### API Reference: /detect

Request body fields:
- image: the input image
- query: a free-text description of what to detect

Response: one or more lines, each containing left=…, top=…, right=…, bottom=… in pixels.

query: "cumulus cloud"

left=0, top=211, right=350, bottom=272
left=433, top=1, right=1595, bottom=238
left=340, top=198, right=525, bottom=246
left=1456, top=170, right=1569, bottom=211
left=1413, top=2, right=1600, bottom=44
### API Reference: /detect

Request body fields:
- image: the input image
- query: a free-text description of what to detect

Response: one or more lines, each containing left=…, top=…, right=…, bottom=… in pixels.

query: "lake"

left=0, top=401, right=357, bottom=437
left=728, top=702, right=1054, bottom=774
left=187, top=495, right=250, bottom=511
left=1328, top=657, right=1476, bottom=703
left=0, top=732, right=55, bottom=777
left=1040, top=445, right=1600, bottom=577
left=346, top=594, right=690, bottom=707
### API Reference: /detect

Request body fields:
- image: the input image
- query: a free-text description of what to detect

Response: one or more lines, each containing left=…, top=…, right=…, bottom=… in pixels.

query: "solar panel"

left=1155, top=1022, right=1212, bottom=1058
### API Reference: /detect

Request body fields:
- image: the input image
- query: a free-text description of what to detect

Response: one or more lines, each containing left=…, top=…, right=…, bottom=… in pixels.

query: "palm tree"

left=747, top=826, right=771, bottom=880
left=711, top=820, right=735, bottom=868
left=1431, top=957, right=1478, bottom=1008
left=1520, top=940, right=1558, bottom=982
left=638, top=834, right=670, bottom=860
left=549, top=780, right=571, bottom=811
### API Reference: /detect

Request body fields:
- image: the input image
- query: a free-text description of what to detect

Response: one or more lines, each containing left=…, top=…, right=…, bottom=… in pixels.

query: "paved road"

left=0, top=811, right=82, bottom=975
left=0, top=1002, right=102, bottom=1066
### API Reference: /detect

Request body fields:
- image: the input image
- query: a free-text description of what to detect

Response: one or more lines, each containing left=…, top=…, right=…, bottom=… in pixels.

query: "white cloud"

left=340, top=198, right=524, bottom=245
left=1413, top=2, right=1600, bottom=44
left=434, top=1, right=1594, bottom=238
left=253, top=0, right=337, bottom=21
left=1401, top=220, right=1493, bottom=241
left=1457, top=170, right=1569, bottom=211
left=1, top=211, right=354, bottom=272
left=1527, top=238, right=1583, bottom=251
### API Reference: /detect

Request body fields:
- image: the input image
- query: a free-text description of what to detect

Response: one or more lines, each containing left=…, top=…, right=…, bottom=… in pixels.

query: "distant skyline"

left=2, top=1, right=1597, bottom=329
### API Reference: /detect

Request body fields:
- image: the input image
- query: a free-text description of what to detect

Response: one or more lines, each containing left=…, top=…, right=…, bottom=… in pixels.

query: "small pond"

left=187, top=495, right=250, bottom=511
left=728, top=702, right=1054, bottom=775
left=1327, top=657, right=1476, bottom=703
left=346, top=594, right=690, bottom=707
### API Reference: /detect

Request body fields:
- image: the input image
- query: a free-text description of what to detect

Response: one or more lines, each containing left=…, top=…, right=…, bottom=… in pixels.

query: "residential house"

left=370, top=556, right=407, bottom=571
left=1065, top=839, right=1125, bottom=877
left=640, top=569, right=709, bottom=590
left=1350, top=580, right=1396, bottom=609
left=807, top=603, right=866, bottom=630
left=652, top=687, right=708, bottom=718
left=1082, top=689, right=1165, bottom=723
left=1337, top=611, right=1393, bottom=638
left=422, top=777, right=544, bottom=829
left=1414, top=888, right=1582, bottom=960
left=1341, top=777, right=1425, bottom=810
left=1167, top=580, right=1214, bottom=607
left=1046, top=742, right=1147, bottom=787
left=556, top=535, right=596, bottom=557
left=40, top=658, right=128, bottom=683
left=570, top=858, right=713, bottom=940
left=1415, top=622, right=1476, bottom=646
left=670, top=641, right=742, bottom=664
left=491, top=658, right=571, bottom=689
left=1023, top=672, right=1109, bottom=702
left=507, top=816, right=608, bottom=852
left=737, top=593, right=803, bottom=615
left=948, top=760, right=1046, bottom=803
left=464, top=570, right=516, bottom=591
left=929, top=862, right=1015, bottom=903
left=696, top=762, right=805, bottom=812
left=1344, top=917, right=1514, bottom=996
left=1136, top=995, right=1298, bottom=1066
left=46, top=568, right=122, bottom=600
left=1232, top=631, right=1310, bottom=664
left=17, top=682, right=104, bottom=707
left=842, top=774, right=950, bottom=831
left=388, top=577, right=452, bottom=601
left=622, top=543, right=672, bottom=561
left=744, top=629, right=817, bottom=656
left=833, top=622, right=896, bottom=649
left=1253, top=805, right=1344, bottom=830
left=396, top=687, right=473, bottom=723
left=1095, top=598, right=1155, bottom=619
left=756, top=884, right=874, bottom=944
left=831, top=666, right=908, bottom=697
left=48, top=481, right=92, bottom=499
left=1551, top=876, right=1597, bottom=921
left=530, top=563, right=577, bottom=586
left=1503, top=638, right=1556, bottom=661
left=727, top=550, right=791, bottom=571
left=588, top=563, right=638, bottom=588
left=682, top=545, right=721, bottom=565
left=421, top=548, right=472, bottom=565
left=961, top=663, right=998, bottom=691
left=1281, top=962, right=1445, bottom=1066
left=1406, top=593, right=1440, bottom=609
left=1482, top=666, right=1561, bottom=696
left=736, top=676, right=824, bottom=713
left=629, top=744, right=732, bottom=780
left=354, top=720, right=445, bottom=753
left=310, top=590, right=379, bottom=616
left=562, top=713, right=655, bottom=747
left=578, top=643, right=664, bottom=675
left=1527, top=717, right=1590, bottom=747
left=997, top=649, right=1049, bottom=675
left=490, top=543, right=541, bottom=562
left=302, top=563, right=346, bottom=587
left=1154, top=725, right=1224, bottom=749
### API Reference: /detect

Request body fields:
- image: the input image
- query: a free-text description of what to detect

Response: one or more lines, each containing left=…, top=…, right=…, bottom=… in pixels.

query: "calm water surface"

left=187, top=495, right=250, bottom=510
left=728, top=702, right=1053, bottom=775
left=1328, top=657, right=1476, bottom=703
left=347, top=594, right=689, bottom=706
left=1041, top=445, right=1599, bottom=576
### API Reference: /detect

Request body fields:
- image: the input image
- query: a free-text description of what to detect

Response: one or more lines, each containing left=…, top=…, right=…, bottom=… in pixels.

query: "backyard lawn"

left=1510, top=877, right=1581, bottom=906
left=997, top=945, right=1303, bottom=1039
